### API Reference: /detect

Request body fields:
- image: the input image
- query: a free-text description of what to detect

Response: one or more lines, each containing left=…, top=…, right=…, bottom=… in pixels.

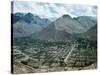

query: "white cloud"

left=13, top=1, right=97, bottom=19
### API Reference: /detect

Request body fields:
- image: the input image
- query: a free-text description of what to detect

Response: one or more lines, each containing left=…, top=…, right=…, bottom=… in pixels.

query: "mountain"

left=49, top=15, right=96, bottom=34
left=13, top=13, right=97, bottom=40
left=75, top=25, right=97, bottom=41
left=32, top=23, right=74, bottom=42
left=13, top=21, right=43, bottom=38
left=82, top=25, right=97, bottom=41
left=31, top=15, right=97, bottom=41
left=12, top=13, right=24, bottom=24
left=74, top=16, right=96, bottom=31
left=23, top=13, right=34, bottom=23
left=12, top=13, right=51, bottom=38
left=12, top=13, right=51, bottom=28
left=32, top=15, right=79, bottom=41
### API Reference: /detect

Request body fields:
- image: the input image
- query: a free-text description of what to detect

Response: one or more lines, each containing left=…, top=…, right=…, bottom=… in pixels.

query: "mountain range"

left=12, top=13, right=97, bottom=41
left=12, top=13, right=51, bottom=37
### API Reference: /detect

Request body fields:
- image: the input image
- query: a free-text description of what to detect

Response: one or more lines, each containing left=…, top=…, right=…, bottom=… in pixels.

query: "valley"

left=12, top=37, right=97, bottom=74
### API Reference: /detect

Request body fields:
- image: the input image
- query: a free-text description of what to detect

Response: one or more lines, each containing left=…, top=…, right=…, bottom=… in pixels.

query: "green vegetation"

left=13, top=37, right=97, bottom=73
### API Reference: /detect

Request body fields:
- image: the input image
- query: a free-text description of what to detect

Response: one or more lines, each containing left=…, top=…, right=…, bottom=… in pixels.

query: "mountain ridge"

left=12, top=13, right=97, bottom=41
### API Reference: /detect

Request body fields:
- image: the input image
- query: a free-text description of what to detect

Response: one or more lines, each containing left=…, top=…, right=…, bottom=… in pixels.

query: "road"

left=64, top=44, right=76, bottom=64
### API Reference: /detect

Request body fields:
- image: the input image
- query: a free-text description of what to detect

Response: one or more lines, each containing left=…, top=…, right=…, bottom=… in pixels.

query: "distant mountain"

left=12, top=13, right=51, bottom=38
left=12, top=13, right=24, bottom=23
left=13, top=20, right=42, bottom=38
left=74, top=16, right=96, bottom=31
left=13, top=13, right=97, bottom=40
left=23, top=13, right=34, bottom=23
left=12, top=13, right=51, bottom=28
left=49, top=15, right=94, bottom=34
left=36, top=15, right=96, bottom=35
left=23, top=13, right=51, bottom=28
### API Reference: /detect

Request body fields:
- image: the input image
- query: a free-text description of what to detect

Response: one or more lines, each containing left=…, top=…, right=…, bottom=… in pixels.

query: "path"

left=64, top=44, right=76, bottom=63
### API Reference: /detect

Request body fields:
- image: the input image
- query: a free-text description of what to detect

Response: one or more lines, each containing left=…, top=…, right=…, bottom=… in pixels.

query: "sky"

left=13, top=1, right=97, bottom=19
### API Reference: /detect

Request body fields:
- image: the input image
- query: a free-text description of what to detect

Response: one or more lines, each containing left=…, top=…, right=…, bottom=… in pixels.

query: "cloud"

left=13, top=1, right=97, bottom=19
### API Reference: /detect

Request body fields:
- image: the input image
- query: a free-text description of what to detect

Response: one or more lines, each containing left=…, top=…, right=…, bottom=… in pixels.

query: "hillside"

left=31, top=15, right=96, bottom=41
left=76, top=25, right=97, bottom=41
left=32, top=24, right=74, bottom=41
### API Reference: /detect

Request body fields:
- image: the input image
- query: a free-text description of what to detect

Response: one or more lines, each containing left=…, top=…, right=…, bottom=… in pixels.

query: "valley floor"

left=12, top=38, right=97, bottom=74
